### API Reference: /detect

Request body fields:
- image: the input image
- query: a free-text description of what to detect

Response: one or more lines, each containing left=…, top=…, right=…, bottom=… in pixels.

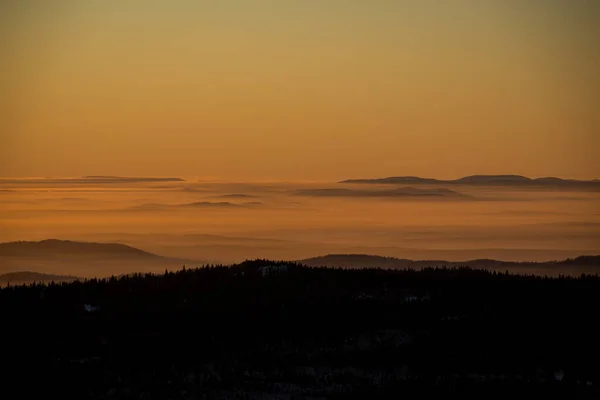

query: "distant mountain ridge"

left=0, top=239, right=158, bottom=258
left=0, top=240, right=203, bottom=279
left=2, top=245, right=599, bottom=283
left=0, top=271, right=82, bottom=284
left=341, top=175, right=600, bottom=188
left=298, top=254, right=600, bottom=277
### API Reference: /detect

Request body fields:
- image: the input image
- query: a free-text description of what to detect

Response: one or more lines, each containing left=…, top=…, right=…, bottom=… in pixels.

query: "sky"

left=1, top=1, right=599, bottom=180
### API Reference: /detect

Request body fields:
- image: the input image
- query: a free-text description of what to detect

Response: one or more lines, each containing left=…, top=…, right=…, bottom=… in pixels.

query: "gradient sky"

left=2, top=1, right=599, bottom=180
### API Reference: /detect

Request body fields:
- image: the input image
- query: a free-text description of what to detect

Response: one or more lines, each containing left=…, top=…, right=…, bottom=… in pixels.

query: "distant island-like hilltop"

left=341, top=175, right=600, bottom=188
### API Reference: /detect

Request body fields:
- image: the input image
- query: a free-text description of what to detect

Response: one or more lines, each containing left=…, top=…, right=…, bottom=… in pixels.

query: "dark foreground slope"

left=2, top=261, right=599, bottom=399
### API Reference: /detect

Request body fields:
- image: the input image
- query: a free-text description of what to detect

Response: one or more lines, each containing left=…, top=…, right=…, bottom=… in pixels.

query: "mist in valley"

left=1, top=177, right=598, bottom=278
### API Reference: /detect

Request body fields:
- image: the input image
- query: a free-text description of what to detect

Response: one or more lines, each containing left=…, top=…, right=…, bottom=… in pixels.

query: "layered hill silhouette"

left=298, top=254, right=600, bottom=277
left=341, top=175, right=600, bottom=189
left=0, top=239, right=201, bottom=278
left=2, top=239, right=599, bottom=281
left=0, top=271, right=82, bottom=285
left=0, top=239, right=158, bottom=258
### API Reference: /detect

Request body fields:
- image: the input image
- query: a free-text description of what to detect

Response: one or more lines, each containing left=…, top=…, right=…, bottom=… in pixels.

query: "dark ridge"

left=0, top=239, right=159, bottom=258
left=454, top=175, right=532, bottom=184
left=341, top=175, right=600, bottom=188
left=299, top=253, right=413, bottom=268
left=534, top=177, right=569, bottom=183
left=298, top=253, right=600, bottom=275
left=0, top=271, right=82, bottom=283
left=559, top=256, right=600, bottom=266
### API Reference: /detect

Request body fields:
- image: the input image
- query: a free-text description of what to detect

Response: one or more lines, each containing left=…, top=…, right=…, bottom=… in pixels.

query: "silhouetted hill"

left=454, top=175, right=532, bottom=184
left=299, top=254, right=415, bottom=269
left=0, top=271, right=81, bottom=284
left=342, top=175, right=600, bottom=189
left=559, top=256, right=600, bottom=266
left=0, top=239, right=158, bottom=258
left=0, top=240, right=202, bottom=277
left=298, top=254, right=600, bottom=276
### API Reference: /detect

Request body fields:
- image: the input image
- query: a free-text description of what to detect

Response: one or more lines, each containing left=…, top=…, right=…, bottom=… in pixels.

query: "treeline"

left=1, top=261, right=600, bottom=399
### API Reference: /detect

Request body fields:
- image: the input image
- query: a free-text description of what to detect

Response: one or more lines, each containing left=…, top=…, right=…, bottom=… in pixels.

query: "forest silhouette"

left=2, top=261, right=599, bottom=398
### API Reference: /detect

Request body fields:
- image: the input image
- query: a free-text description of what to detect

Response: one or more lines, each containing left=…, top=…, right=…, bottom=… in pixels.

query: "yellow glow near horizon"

left=1, top=1, right=599, bottom=180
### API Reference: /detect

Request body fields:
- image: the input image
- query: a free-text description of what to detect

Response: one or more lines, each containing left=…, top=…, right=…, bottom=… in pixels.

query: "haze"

left=0, top=177, right=599, bottom=277
left=1, top=2, right=599, bottom=278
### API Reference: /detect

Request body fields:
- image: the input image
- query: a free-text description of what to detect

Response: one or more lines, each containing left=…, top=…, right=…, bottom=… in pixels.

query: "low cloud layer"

left=293, top=187, right=469, bottom=199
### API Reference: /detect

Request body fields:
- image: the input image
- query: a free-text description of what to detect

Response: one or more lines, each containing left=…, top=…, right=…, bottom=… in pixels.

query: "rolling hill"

left=0, top=239, right=157, bottom=258
left=341, top=175, right=600, bottom=189
left=3, top=239, right=599, bottom=281
left=298, top=254, right=600, bottom=277
left=0, top=271, right=82, bottom=285
left=0, top=239, right=202, bottom=278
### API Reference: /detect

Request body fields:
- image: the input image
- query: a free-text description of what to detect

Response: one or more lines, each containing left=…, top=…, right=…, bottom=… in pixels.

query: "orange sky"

left=1, top=1, right=599, bottom=180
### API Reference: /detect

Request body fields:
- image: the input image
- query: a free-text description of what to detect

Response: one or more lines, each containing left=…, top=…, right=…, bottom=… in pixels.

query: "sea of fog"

left=1, top=177, right=599, bottom=276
